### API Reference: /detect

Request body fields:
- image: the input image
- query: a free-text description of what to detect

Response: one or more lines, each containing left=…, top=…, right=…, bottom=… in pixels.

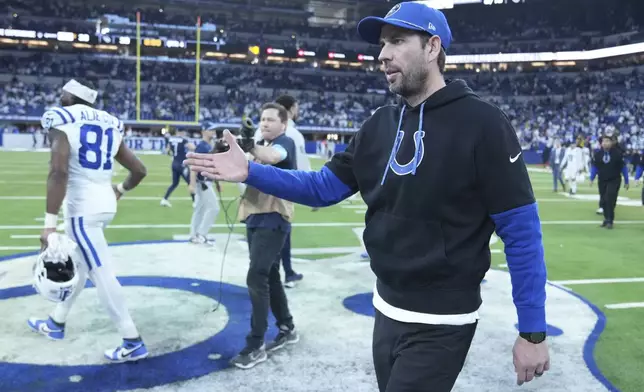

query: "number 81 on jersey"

left=79, top=124, right=115, bottom=170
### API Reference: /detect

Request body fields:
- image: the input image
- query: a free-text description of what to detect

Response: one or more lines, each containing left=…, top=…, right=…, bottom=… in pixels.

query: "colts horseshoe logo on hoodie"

left=381, top=103, right=427, bottom=185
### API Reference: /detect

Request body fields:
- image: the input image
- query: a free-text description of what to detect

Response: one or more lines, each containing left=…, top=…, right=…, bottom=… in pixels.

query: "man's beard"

left=388, top=67, right=429, bottom=98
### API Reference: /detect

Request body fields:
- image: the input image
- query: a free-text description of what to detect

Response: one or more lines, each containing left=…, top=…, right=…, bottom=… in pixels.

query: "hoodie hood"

left=401, top=79, right=479, bottom=112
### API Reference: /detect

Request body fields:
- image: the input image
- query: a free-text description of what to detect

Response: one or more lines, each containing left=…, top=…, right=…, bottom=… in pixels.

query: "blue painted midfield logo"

left=0, top=276, right=257, bottom=392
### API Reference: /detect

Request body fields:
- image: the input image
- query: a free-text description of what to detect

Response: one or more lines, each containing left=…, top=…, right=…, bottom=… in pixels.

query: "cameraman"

left=254, top=95, right=307, bottom=288
left=188, top=124, right=220, bottom=244
left=230, top=103, right=299, bottom=369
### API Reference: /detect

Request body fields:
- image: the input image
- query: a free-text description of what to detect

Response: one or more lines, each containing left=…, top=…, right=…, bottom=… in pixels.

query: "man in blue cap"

left=185, top=2, right=550, bottom=390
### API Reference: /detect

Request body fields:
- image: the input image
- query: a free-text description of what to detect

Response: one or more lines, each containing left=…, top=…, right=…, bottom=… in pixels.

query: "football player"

left=561, top=139, right=585, bottom=195
left=161, top=128, right=195, bottom=207
left=29, top=79, right=149, bottom=363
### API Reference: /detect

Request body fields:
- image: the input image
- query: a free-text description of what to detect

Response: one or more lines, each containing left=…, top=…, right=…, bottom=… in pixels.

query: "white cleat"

left=160, top=199, right=172, bottom=207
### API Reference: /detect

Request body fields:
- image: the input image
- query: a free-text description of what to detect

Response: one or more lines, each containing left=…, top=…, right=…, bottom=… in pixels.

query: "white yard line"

left=0, top=196, right=237, bottom=201
left=0, top=222, right=367, bottom=230
left=0, top=246, right=39, bottom=251
left=2, top=220, right=644, bottom=231
left=10, top=234, right=40, bottom=239
left=541, top=220, right=644, bottom=224
left=33, top=217, right=64, bottom=222
left=605, top=302, right=644, bottom=310
left=0, top=171, right=174, bottom=176
left=550, top=277, right=644, bottom=285
left=0, top=180, right=210, bottom=187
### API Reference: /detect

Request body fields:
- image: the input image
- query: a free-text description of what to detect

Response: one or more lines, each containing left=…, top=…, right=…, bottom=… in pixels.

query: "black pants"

left=245, top=227, right=294, bottom=349
left=373, top=309, right=477, bottom=392
left=598, top=178, right=621, bottom=224
left=280, top=232, right=294, bottom=276
left=163, top=162, right=190, bottom=200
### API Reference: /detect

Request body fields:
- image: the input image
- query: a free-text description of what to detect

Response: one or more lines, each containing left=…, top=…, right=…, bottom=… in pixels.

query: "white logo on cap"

left=428, top=22, right=436, bottom=31
left=385, top=3, right=401, bottom=18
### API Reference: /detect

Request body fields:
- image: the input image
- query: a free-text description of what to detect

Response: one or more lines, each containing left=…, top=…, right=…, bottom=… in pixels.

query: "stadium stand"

left=1, top=0, right=644, bottom=162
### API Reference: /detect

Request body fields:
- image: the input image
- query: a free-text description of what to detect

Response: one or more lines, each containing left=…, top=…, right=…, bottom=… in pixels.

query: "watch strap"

left=520, top=332, right=546, bottom=344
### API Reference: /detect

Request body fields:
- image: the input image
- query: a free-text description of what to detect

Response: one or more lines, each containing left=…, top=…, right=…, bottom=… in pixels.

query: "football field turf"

left=0, top=150, right=643, bottom=391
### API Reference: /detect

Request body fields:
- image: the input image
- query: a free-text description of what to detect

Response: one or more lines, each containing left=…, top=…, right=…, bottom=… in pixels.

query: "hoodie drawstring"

left=380, top=103, right=426, bottom=185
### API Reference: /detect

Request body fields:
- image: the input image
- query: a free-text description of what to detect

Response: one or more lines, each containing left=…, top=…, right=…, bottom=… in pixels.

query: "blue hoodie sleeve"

left=243, top=136, right=360, bottom=207
left=475, top=109, right=547, bottom=333
left=590, top=164, right=598, bottom=181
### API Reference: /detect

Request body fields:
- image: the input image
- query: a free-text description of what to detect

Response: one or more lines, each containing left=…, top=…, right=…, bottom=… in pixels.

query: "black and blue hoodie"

left=243, top=79, right=547, bottom=333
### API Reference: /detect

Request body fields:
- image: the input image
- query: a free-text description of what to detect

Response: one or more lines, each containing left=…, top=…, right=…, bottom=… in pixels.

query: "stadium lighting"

left=358, top=54, right=375, bottom=61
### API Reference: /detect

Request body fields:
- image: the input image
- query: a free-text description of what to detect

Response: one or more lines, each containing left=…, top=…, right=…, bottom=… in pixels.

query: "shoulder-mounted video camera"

left=212, top=116, right=256, bottom=153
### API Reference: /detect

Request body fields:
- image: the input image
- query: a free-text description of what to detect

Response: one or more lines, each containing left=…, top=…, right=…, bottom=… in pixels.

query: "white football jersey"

left=562, top=146, right=585, bottom=177
left=41, top=104, right=124, bottom=218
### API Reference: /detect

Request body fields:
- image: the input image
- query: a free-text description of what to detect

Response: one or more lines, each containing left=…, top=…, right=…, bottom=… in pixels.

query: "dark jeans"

left=598, top=178, right=621, bottom=224
left=163, top=162, right=189, bottom=200
left=245, top=226, right=294, bottom=349
left=280, top=232, right=294, bottom=276
left=373, top=309, right=477, bottom=392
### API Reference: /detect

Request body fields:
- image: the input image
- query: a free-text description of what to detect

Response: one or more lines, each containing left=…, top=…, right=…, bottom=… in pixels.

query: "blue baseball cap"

left=357, top=2, right=453, bottom=50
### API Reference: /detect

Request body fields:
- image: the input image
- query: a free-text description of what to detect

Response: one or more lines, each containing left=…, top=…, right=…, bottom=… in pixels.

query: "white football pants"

left=190, top=182, right=220, bottom=238
left=51, top=213, right=139, bottom=339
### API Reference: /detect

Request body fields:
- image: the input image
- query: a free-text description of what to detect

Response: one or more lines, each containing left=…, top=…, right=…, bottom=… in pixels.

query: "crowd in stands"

left=0, top=78, right=380, bottom=129
left=4, top=54, right=644, bottom=97
left=2, top=67, right=644, bottom=151
left=1, top=0, right=644, bottom=152
left=2, top=0, right=642, bottom=55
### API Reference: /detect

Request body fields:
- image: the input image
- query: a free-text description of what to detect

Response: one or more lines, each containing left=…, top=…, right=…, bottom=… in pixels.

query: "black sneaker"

left=284, top=273, right=303, bottom=288
left=230, top=344, right=267, bottom=369
left=266, top=326, right=299, bottom=352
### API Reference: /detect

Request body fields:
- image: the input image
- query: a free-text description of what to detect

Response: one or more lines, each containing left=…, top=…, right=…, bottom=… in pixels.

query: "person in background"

left=590, top=135, right=630, bottom=229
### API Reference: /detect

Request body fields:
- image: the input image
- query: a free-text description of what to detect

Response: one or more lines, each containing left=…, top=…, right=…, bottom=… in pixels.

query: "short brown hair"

left=437, top=49, right=446, bottom=74
left=261, top=102, right=288, bottom=123
left=420, top=34, right=446, bottom=74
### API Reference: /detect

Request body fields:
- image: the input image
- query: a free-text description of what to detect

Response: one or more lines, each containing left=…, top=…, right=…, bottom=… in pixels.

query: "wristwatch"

left=519, top=332, right=546, bottom=344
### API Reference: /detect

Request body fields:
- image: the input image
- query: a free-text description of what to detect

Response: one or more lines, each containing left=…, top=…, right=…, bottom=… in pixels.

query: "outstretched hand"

left=183, top=130, right=250, bottom=183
